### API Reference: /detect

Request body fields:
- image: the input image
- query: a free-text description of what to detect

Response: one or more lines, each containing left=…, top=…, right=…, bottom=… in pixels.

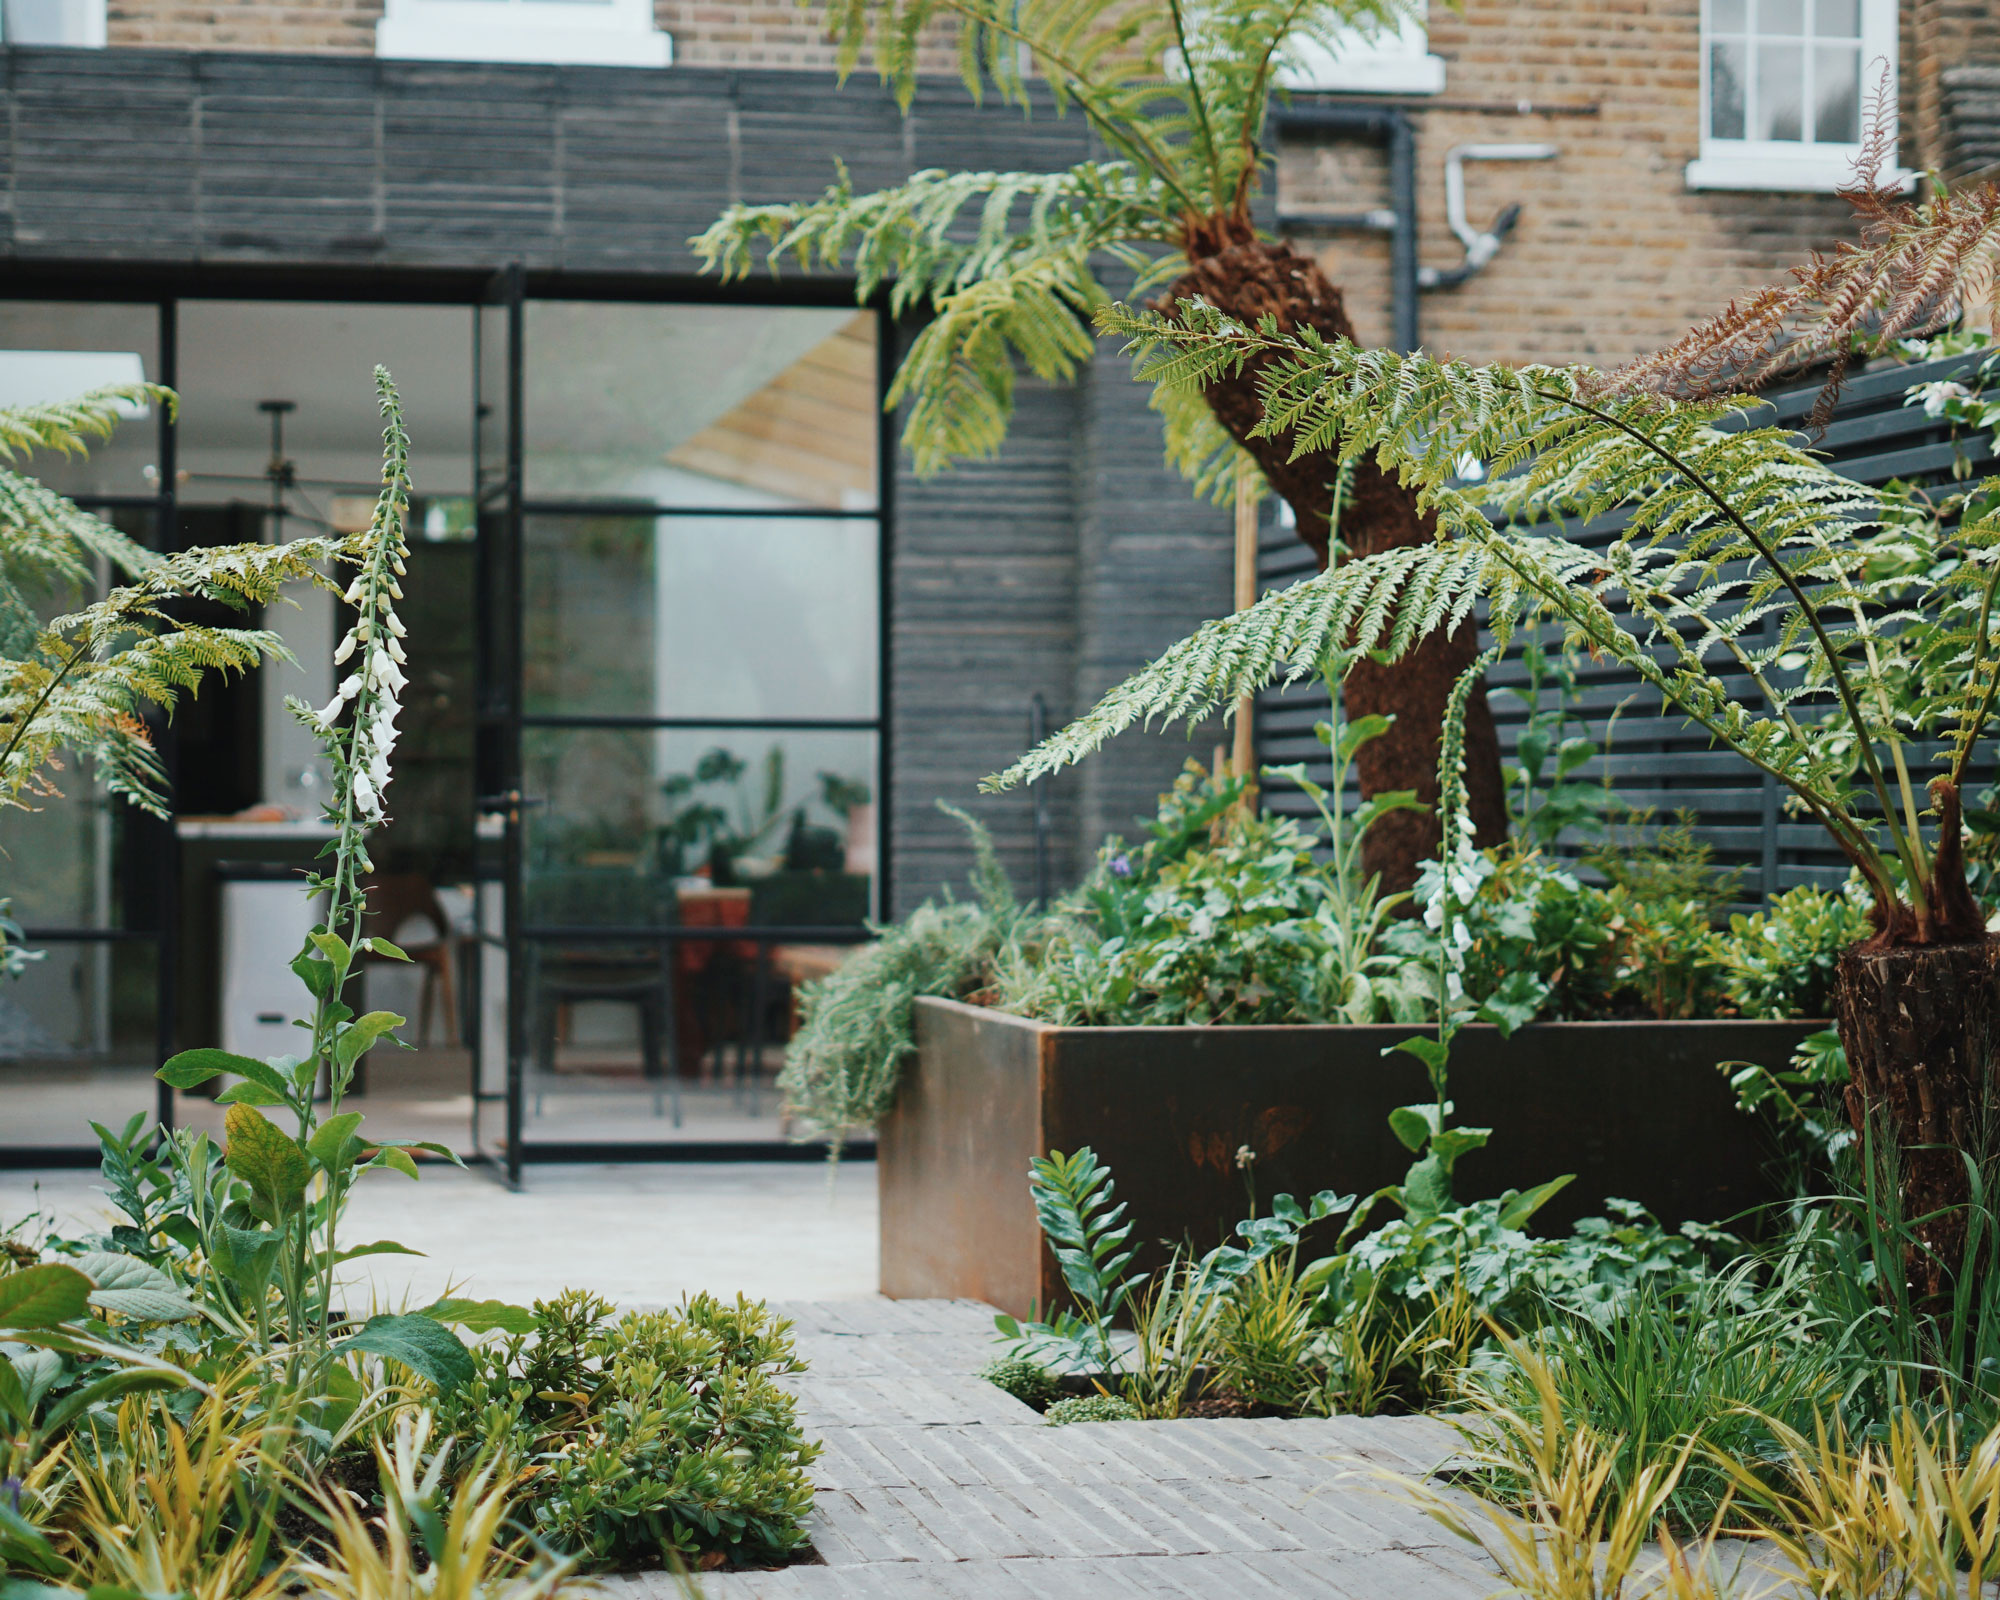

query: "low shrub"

left=1044, top=1393, right=1139, bottom=1425
left=978, top=1356, right=1061, bottom=1408
left=430, top=1288, right=820, bottom=1571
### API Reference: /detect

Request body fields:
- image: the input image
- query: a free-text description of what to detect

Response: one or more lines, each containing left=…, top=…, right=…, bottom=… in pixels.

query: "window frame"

left=1686, top=0, right=1908, bottom=193
left=1275, top=1, right=1446, bottom=95
left=375, top=0, right=672, bottom=68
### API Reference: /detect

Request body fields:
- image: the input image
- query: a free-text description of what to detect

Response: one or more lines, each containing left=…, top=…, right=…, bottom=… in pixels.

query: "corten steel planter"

left=879, top=997, right=1822, bottom=1317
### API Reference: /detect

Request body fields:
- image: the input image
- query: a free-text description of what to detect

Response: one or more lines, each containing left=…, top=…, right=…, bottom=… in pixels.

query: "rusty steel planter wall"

left=879, top=997, right=1822, bottom=1317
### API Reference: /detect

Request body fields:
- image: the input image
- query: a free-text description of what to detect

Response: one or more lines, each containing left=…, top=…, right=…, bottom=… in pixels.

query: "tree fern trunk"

left=1836, top=938, right=2000, bottom=1307
left=1165, top=226, right=1506, bottom=893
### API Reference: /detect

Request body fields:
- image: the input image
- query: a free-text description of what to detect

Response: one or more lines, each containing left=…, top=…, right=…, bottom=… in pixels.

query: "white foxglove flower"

left=333, top=631, right=358, bottom=666
left=1918, top=380, right=1972, bottom=418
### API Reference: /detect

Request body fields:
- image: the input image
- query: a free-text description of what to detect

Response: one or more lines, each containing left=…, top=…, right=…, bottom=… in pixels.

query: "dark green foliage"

left=1044, top=1393, right=1139, bottom=1426
left=978, top=1357, right=1061, bottom=1407
left=429, top=1289, right=819, bottom=1571
left=1710, top=882, right=1875, bottom=1020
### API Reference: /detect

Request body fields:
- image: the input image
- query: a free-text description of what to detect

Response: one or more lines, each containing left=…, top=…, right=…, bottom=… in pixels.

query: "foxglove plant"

left=155, top=369, right=470, bottom=1390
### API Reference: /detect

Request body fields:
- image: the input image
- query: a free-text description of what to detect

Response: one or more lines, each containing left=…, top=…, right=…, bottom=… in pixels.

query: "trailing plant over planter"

left=989, top=167, right=2000, bottom=1298
left=694, top=0, right=1510, bottom=892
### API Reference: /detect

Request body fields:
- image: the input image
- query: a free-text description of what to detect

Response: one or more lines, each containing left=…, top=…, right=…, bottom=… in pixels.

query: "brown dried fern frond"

left=1600, top=75, right=2000, bottom=411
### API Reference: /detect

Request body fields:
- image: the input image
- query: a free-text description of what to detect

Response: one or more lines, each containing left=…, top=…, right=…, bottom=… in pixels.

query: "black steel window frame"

left=0, top=266, right=893, bottom=1170
left=0, top=292, right=178, bottom=1165
left=491, top=283, right=893, bottom=1173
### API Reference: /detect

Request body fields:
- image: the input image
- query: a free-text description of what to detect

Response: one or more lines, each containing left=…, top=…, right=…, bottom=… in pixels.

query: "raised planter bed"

left=879, top=997, right=1822, bottom=1317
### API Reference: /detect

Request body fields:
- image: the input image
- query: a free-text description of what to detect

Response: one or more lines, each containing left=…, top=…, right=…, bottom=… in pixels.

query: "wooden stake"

left=1232, top=472, right=1258, bottom=808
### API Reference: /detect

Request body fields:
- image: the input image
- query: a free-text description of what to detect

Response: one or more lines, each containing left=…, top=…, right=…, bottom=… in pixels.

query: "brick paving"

left=602, top=1299, right=1499, bottom=1599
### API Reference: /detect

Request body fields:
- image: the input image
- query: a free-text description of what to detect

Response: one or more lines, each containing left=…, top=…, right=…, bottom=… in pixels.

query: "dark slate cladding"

left=1254, top=351, right=2000, bottom=907
left=0, top=44, right=1231, bottom=914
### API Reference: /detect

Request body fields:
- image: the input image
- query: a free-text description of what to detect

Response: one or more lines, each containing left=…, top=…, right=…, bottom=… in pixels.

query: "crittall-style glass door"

left=476, top=287, right=886, bottom=1177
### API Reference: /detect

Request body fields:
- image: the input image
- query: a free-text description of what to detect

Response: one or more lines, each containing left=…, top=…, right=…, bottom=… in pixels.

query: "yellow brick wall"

left=1282, top=0, right=1888, bottom=369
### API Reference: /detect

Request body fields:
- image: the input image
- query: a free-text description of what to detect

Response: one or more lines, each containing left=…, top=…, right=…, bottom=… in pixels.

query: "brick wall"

left=1280, top=0, right=1873, bottom=369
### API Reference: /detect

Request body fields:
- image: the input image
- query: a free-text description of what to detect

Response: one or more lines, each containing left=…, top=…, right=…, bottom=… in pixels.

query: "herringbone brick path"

left=603, top=1299, right=1497, bottom=1598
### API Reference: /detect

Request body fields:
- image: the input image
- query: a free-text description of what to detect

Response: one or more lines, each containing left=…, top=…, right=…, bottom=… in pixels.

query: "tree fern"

left=693, top=0, right=1408, bottom=475
left=988, top=297, right=2000, bottom=943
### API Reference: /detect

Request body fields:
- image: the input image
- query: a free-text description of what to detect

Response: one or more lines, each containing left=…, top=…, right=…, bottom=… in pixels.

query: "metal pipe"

left=1270, top=103, right=1420, bottom=353
left=1417, top=142, right=1557, bottom=291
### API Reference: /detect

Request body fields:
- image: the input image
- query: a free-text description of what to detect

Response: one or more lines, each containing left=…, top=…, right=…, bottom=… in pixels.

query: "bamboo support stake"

left=1232, top=472, right=1258, bottom=807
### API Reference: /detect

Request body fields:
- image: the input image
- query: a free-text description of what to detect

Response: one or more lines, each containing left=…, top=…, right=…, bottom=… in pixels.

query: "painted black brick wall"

left=0, top=46, right=1232, bottom=913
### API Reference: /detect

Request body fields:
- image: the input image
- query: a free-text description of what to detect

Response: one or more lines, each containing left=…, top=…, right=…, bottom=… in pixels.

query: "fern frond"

left=1603, top=176, right=2000, bottom=404
left=0, top=534, right=351, bottom=815
left=0, top=384, right=173, bottom=463
left=698, top=162, right=1174, bottom=471
left=995, top=301, right=1990, bottom=909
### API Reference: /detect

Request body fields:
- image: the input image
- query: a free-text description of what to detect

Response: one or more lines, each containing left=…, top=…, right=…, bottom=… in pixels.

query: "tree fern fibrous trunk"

left=1165, top=223, right=1507, bottom=893
left=1836, top=937, right=2000, bottom=1306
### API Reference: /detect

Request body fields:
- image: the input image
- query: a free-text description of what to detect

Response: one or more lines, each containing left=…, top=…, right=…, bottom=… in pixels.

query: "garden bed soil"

left=880, top=997, right=1820, bottom=1318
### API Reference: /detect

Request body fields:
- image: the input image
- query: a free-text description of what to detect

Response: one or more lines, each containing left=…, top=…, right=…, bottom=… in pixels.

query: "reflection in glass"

left=1814, top=45, right=1861, bottom=141
left=1758, top=0, right=1804, bottom=32
left=523, top=513, right=879, bottom=721
left=1756, top=43, right=1805, bottom=140
left=0, top=938, right=159, bottom=1148
left=523, top=303, right=877, bottom=510
left=522, top=726, right=876, bottom=927
left=1711, top=0, right=1745, bottom=29
left=176, top=302, right=474, bottom=509
left=0, top=302, right=160, bottom=501
left=1711, top=42, right=1747, bottom=139
left=1813, top=0, right=1858, bottom=34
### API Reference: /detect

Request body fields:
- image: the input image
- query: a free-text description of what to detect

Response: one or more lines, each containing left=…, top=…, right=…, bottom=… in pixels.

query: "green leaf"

left=213, top=1079, right=288, bottom=1108
left=73, top=1251, right=199, bottom=1323
left=212, top=1223, right=281, bottom=1302
left=156, top=1047, right=270, bottom=1090
left=41, top=1369, right=185, bottom=1436
left=368, top=936, right=411, bottom=961
left=333, top=1239, right=426, bottom=1264
left=1478, top=970, right=1551, bottom=1038
left=1387, top=1103, right=1442, bottom=1154
left=1428, top=1126, right=1491, bottom=1174
left=1334, top=712, right=1394, bottom=766
left=1498, top=1175, right=1575, bottom=1231
left=419, top=1297, right=535, bottom=1335
left=306, top=1111, right=366, bottom=1173
left=7, top=1348, right=60, bottom=1414
left=335, top=1312, right=475, bottom=1393
left=334, top=1011, right=405, bottom=1071
left=224, top=1104, right=312, bottom=1221
left=1398, top=1153, right=1453, bottom=1219
left=310, top=930, right=352, bottom=968
left=0, top=1263, right=93, bottom=1328
left=290, top=947, right=335, bottom=1000
left=380, top=1146, right=420, bottom=1180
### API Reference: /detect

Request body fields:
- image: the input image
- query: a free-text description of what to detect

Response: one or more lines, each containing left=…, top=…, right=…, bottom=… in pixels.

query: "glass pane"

left=656, top=516, right=877, bottom=721
left=523, top=303, right=878, bottom=510
left=1711, top=0, right=1746, bottom=30
left=0, top=301, right=161, bottom=501
left=1813, top=0, right=1859, bottom=35
left=1757, top=0, right=1804, bottom=32
left=176, top=301, right=476, bottom=515
left=1813, top=44, right=1861, bottom=141
left=0, top=785, right=117, bottom=930
left=522, top=725, right=876, bottom=927
left=1756, top=43, right=1806, bottom=139
left=0, top=937, right=159, bottom=1149
left=523, top=513, right=878, bottom=720
left=1711, top=41, right=1748, bottom=138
